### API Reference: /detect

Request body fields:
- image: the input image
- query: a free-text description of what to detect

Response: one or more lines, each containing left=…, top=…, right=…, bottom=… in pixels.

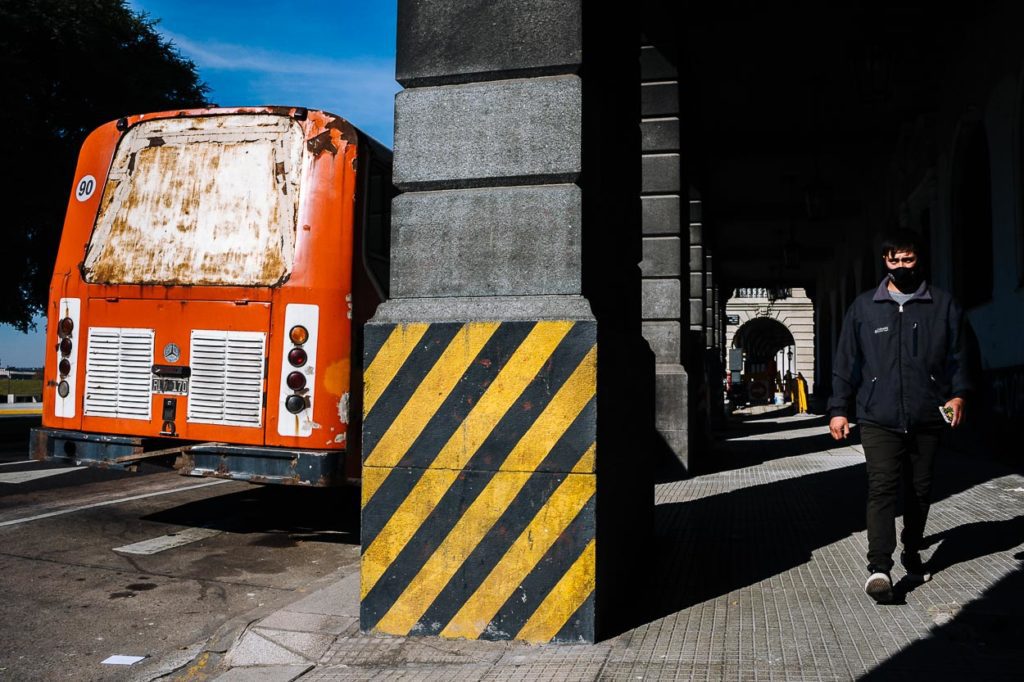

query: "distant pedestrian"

left=827, top=229, right=972, bottom=603
left=795, top=372, right=808, bottom=414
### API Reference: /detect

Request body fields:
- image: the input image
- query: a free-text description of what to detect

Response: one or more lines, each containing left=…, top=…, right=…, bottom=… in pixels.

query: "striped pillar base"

left=360, top=319, right=597, bottom=643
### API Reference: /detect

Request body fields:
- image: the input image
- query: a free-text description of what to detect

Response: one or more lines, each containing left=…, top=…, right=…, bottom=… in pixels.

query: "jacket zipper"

left=898, top=303, right=907, bottom=432
left=913, top=322, right=919, bottom=357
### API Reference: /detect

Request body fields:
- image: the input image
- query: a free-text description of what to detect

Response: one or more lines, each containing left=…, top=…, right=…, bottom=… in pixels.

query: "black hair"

left=880, top=228, right=926, bottom=259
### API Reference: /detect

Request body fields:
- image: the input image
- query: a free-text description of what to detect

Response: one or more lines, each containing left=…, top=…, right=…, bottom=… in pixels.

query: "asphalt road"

left=0, top=418, right=361, bottom=681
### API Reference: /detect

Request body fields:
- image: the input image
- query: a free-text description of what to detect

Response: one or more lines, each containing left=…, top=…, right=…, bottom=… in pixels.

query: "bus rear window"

left=83, top=114, right=304, bottom=286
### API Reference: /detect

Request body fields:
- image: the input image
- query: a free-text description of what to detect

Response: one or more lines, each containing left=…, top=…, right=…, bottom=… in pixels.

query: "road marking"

left=113, top=527, right=222, bottom=555
left=0, top=468, right=78, bottom=484
left=0, top=479, right=229, bottom=528
left=0, top=460, right=35, bottom=467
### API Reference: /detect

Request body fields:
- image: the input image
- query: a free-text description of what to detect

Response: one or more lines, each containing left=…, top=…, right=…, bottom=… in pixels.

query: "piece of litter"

left=101, top=655, right=145, bottom=666
left=1007, top=487, right=1024, bottom=493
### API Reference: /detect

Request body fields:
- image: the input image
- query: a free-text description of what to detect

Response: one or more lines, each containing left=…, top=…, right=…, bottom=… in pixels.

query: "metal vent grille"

left=83, top=327, right=155, bottom=420
left=187, top=330, right=266, bottom=427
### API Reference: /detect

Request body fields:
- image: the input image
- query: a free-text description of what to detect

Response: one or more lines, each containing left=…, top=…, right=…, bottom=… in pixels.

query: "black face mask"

left=887, top=266, right=920, bottom=293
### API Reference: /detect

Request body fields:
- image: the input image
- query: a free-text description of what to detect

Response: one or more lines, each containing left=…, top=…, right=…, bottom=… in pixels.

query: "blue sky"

left=0, top=0, right=398, bottom=367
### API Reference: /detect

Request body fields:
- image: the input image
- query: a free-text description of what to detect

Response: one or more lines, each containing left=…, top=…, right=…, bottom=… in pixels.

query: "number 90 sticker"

left=75, top=175, right=97, bottom=202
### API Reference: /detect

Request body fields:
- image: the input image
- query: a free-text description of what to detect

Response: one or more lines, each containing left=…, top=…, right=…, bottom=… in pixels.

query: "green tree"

left=0, top=0, right=209, bottom=331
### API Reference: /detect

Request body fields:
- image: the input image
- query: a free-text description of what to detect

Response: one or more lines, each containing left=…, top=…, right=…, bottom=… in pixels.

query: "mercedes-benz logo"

left=163, top=342, right=181, bottom=363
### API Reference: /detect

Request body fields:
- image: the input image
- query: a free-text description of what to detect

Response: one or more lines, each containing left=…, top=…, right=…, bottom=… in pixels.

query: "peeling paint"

left=306, top=130, right=338, bottom=156
left=334, top=433, right=347, bottom=443
left=338, top=392, right=350, bottom=424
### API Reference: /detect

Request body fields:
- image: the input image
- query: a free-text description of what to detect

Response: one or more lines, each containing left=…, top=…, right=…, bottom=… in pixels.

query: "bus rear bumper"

left=30, top=427, right=142, bottom=468
left=177, top=444, right=346, bottom=487
left=30, top=427, right=347, bottom=486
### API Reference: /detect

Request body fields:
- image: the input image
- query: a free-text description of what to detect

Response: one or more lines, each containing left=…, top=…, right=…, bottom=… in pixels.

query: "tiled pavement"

left=211, top=411, right=1024, bottom=681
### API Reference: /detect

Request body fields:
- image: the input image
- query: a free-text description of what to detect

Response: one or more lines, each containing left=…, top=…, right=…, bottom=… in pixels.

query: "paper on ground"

left=101, top=655, right=145, bottom=665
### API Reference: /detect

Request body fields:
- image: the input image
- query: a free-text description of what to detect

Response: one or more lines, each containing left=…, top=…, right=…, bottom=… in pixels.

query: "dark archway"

left=732, top=317, right=796, bottom=372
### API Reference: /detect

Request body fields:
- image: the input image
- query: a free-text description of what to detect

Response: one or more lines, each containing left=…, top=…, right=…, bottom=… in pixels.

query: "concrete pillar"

left=682, top=191, right=712, bottom=468
left=704, top=252, right=714, bottom=349
left=640, top=40, right=688, bottom=471
left=688, top=195, right=706, bottom=334
left=361, top=0, right=649, bottom=644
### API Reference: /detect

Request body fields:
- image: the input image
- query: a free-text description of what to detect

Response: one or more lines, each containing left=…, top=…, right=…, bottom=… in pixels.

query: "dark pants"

left=860, top=424, right=943, bottom=572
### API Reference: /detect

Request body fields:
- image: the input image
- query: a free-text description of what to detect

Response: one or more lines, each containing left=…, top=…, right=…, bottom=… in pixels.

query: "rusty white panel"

left=84, top=115, right=305, bottom=286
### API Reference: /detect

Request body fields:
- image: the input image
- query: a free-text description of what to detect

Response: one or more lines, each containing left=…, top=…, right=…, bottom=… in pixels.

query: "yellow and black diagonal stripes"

left=360, top=320, right=598, bottom=643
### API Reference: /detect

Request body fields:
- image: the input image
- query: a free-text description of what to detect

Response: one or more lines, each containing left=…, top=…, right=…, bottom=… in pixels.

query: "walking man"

left=828, top=230, right=971, bottom=603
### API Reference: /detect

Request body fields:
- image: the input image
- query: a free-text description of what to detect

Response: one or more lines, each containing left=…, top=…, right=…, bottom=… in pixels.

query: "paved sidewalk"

left=205, top=412, right=1024, bottom=680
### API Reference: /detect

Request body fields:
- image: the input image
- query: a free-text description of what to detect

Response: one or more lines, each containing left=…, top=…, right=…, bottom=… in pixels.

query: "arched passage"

left=730, top=316, right=797, bottom=403
left=732, top=317, right=796, bottom=371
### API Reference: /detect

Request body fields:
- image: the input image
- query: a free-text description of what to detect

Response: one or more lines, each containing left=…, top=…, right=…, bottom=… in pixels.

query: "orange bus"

left=30, top=107, right=392, bottom=486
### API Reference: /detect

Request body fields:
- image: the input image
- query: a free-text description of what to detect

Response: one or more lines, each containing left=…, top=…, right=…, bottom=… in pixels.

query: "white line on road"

left=0, top=479, right=229, bottom=528
left=0, top=468, right=78, bottom=484
left=113, top=527, right=222, bottom=555
left=0, top=460, right=35, bottom=467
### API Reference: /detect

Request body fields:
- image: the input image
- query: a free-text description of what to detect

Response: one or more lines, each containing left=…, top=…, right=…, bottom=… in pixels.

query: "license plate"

left=152, top=377, right=189, bottom=395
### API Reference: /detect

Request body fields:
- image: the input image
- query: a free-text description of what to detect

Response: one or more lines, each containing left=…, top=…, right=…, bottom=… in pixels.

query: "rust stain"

left=323, top=358, right=351, bottom=396
left=260, top=250, right=286, bottom=282
left=147, top=136, right=165, bottom=147
left=97, top=179, right=119, bottom=216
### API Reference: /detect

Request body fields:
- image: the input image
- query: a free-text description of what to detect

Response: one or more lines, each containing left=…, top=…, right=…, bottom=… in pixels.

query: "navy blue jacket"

left=828, top=278, right=971, bottom=432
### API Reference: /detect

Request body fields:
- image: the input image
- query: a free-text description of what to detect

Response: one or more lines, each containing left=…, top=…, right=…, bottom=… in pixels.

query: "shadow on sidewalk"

left=922, top=515, right=1024, bottom=577
left=705, top=414, right=850, bottom=474
left=623, top=417, right=1022, bottom=636
left=865, top=558, right=1024, bottom=679
left=642, top=460, right=865, bottom=622
left=142, top=484, right=361, bottom=544
left=722, top=411, right=827, bottom=437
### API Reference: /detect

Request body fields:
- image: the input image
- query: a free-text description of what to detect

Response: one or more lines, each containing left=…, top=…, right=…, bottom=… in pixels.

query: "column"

left=640, top=40, right=688, bottom=470
left=360, top=0, right=648, bottom=644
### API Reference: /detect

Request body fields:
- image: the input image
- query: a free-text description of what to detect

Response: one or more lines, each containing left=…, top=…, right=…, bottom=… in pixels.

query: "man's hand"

left=944, top=397, right=965, bottom=427
left=829, top=416, right=851, bottom=440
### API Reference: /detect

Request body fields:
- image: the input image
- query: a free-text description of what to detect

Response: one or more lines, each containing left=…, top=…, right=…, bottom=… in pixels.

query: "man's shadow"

left=894, top=515, right=1024, bottom=600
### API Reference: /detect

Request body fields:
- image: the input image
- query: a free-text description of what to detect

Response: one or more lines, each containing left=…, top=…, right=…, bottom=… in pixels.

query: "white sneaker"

left=865, top=571, right=893, bottom=603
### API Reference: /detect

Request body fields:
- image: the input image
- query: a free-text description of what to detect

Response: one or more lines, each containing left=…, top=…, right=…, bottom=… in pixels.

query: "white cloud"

left=166, top=31, right=394, bottom=79
left=163, top=31, right=399, bottom=144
